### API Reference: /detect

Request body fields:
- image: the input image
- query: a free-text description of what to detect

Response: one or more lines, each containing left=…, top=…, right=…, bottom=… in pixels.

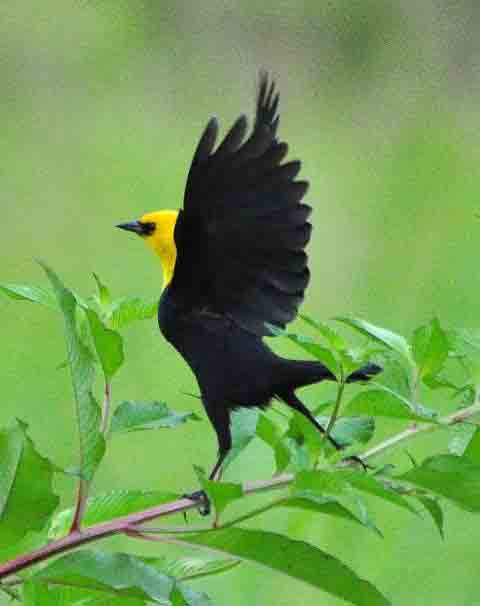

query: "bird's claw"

left=182, top=490, right=211, bottom=516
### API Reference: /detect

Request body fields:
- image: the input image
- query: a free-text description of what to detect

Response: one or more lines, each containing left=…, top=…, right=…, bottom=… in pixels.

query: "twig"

left=69, top=479, right=90, bottom=534
left=1, top=400, right=480, bottom=581
left=100, top=382, right=112, bottom=435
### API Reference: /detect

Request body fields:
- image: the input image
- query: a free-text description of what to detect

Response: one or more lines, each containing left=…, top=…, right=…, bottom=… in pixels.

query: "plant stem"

left=1, top=400, right=480, bottom=581
left=325, top=377, right=345, bottom=438
left=69, top=478, right=90, bottom=534
left=100, top=382, right=112, bottom=435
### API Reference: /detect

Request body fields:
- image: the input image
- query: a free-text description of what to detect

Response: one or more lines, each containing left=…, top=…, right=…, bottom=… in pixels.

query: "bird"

left=117, top=72, right=380, bottom=483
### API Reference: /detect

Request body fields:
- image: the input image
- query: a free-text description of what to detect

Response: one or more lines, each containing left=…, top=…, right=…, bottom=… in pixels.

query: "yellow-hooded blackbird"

left=118, top=73, right=380, bottom=481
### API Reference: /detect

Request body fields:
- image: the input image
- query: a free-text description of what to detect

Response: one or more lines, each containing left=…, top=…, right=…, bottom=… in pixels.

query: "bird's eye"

left=140, top=222, right=156, bottom=236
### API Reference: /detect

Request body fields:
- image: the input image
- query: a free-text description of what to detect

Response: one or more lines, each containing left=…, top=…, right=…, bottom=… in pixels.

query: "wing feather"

left=171, top=73, right=313, bottom=335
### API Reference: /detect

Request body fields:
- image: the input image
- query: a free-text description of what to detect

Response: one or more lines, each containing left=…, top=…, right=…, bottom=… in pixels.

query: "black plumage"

left=120, top=73, right=380, bottom=480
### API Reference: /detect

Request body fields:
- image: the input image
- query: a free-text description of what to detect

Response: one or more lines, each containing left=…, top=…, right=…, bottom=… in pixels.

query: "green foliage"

left=4, top=268, right=480, bottom=605
left=0, top=420, right=58, bottom=544
left=40, top=262, right=105, bottom=482
left=180, top=528, right=390, bottom=606
left=110, top=401, right=200, bottom=434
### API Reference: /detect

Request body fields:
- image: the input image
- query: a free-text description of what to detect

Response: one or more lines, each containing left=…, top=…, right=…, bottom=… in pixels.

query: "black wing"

left=170, top=73, right=311, bottom=336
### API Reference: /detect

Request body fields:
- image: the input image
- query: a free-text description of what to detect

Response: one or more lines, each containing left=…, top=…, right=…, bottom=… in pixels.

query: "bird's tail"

left=279, top=360, right=381, bottom=391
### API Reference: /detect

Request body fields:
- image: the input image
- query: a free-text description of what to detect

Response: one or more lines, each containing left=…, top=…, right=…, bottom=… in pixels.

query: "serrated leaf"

left=110, top=401, right=200, bottom=434
left=107, top=297, right=158, bottom=330
left=0, top=420, right=59, bottom=546
left=194, top=467, right=243, bottom=517
left=222, top=408, right=259, bottom=471
left=86, top=309, right=124, bottom=382
left=33, top=550, right=175, bottom=602
left=417, top=496, right=444, bottom=539
left=49, top=490, right=178, bottom=539
left=336, top=317, right=413, bottom=365
left=0, top=283, right=57, bottom=309
left=180, top=528, right=390, bottom=605
left=40, top=262, right=105, bottom=481
left=341, top=470, right=418, bottom=514
left=256, top=413, right=292, bottom=473
left=399, top=454, right=480, bottom=512
left=344, top=389, right=437, bottom=423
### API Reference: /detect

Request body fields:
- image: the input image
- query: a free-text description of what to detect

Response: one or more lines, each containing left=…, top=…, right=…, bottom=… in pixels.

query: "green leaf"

left=40, top=262, right=105, bottom=481
left=93, top=273, right=111, bottom=309
left=256, top=413, right=292, bottom=474
left=281, top=493, right=374, bottom=532
left=0, top=283, right=57, bottom=309
left=344, top=389, right=437, bottom=422
left=299, top=314, right=347, bottom=351
left=336, top=317, right=414, bottom=365
left=194, top=467, right=243, bottom=517
left=317, top=416, right=375, bottom=447
left=181, top=528, right=390, bottom=605
left=463, top=427, right=480, bottom=463
left=32, top=550, right=175, bottom=602
left=294, top=469, right=349, bottom=496
left=110, top=401, right=200, bottom=434
left=399, top=454, right=480, bottom=512
left=267, top=325, right=339, bottom=377
left=23, top=581, right=146, bottom=605
left=86, top=309, right=124, bottom=382
left=0, top=420, right=59, bottom=546
left=286, top=408, right=327, bottom=465
left=49, top=490, right=178, bottom=539
left=107, top=297, right=158, bottom=330
left=448, top=423, right=476, bottom=456
left=341, top=470, right=418, bottom=514
left=412, top=318, right=449, bottom=381
left=222, top=408, right=259, bottom=470
left=417, top=496, right=444, bottom=539
left=448, top=329, right=480, bottom=386
left=173, top=585, right=214, bottom=606
left=147, top=555, right=240, bottom=582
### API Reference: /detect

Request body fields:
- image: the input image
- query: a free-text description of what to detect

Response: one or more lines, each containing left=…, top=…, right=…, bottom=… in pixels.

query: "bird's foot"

left=182, top=490, right=211, bottom=516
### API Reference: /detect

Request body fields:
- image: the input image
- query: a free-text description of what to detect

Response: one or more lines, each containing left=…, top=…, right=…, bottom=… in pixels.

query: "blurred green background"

left=2, top=1, right=480, bottom=604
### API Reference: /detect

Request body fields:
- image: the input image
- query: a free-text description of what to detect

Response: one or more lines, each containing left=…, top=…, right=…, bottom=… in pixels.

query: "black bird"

left=118, top=73, right=380, bottom=481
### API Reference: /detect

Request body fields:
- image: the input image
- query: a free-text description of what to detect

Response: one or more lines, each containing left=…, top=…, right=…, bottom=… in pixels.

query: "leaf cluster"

left=1, top=269, right=480, bottom=605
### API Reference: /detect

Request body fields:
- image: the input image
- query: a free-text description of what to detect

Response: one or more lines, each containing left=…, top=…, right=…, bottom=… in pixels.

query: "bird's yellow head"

left=117, top=210, right=179, bottom=287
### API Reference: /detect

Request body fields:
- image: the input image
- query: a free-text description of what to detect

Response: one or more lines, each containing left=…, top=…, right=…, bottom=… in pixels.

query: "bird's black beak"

left=116, top=221, right=144, bottom=235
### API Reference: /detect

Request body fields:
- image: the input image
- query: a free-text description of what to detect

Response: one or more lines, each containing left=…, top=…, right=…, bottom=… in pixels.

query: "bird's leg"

left=184, top=405, right=232, bottom=517
left=281, top=390, right=343, bottom=451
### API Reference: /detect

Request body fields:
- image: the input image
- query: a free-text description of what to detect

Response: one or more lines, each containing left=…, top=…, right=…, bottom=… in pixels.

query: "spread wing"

left=170, top=73, right=312, bottom=336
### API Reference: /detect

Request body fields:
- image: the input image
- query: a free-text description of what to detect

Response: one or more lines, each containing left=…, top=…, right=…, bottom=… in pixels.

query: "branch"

left=1, top=400, right=479, bottom=581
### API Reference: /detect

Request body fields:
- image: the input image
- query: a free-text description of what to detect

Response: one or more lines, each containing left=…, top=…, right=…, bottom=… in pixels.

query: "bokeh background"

left=2, top=2, right=480, bottom=604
